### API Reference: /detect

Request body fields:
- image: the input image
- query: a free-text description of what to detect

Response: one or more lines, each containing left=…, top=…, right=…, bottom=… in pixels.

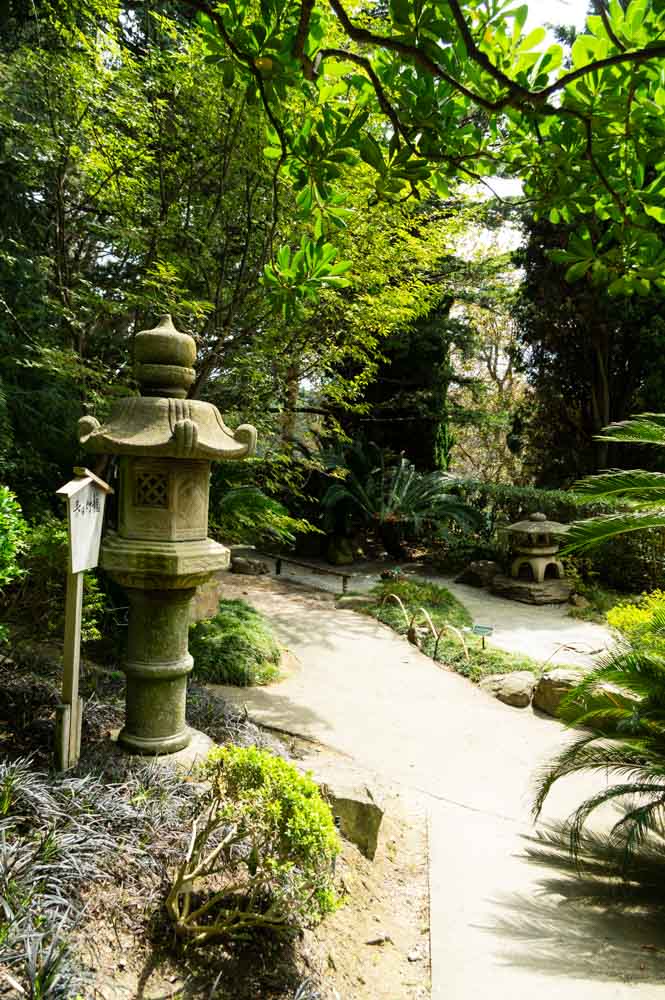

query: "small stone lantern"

left=506, top=511, right=566, bottom=583
left=491, top=512, right=572, bottom=605
left=78, top=315, right=256, bottom=754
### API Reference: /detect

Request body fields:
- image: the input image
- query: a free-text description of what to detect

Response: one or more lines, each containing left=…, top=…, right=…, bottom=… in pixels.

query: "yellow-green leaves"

left=262, top=238, right=351, bottom=318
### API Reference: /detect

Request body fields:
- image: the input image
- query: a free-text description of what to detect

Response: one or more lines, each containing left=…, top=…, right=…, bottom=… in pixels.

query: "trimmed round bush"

left=189, top=598, right=281, bottom=686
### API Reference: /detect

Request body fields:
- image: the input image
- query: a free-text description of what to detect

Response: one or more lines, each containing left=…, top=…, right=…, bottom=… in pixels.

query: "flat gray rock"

left=490, top=573, right=572, bottom=605
left=230, top=556, right=271, bottom=575
left=455, top=560, right=502, bottom=588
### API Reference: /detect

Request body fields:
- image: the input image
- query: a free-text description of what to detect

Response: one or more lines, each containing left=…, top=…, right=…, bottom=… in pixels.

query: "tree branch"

left=594, top=0, right=626, bottom=52
left=327, top=0, right=508, bottom=112
left=181, top=0, right=287, bottom=240
left=329, top=0, right=665, bottom=112
left=317, top=47, right=414, bottom=151
left=294, top=0, right=316, bottom=76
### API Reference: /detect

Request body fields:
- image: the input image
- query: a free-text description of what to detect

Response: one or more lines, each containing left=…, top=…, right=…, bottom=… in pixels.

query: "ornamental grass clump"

left=189, top=598, right=282, bottom=686
left=166, top=746, right=340, bottom=943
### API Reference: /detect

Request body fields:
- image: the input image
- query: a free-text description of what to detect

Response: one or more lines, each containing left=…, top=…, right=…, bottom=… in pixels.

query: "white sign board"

left=56, top=469, right=111, bottom=573
left=54, top=467, right=113, bottom=770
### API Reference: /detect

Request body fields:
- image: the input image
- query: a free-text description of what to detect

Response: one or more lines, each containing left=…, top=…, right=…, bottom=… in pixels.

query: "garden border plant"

left=350, top=578, right=544, bottom=682
left=189, top=598, right=282, bottom=686
left=166, top=745, right=340, bottom=944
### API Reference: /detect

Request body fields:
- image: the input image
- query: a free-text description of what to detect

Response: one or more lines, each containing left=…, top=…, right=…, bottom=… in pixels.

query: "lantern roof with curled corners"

left=504, top=511, right=569, bottom=536
left=78, top=314, right=257, bottom=461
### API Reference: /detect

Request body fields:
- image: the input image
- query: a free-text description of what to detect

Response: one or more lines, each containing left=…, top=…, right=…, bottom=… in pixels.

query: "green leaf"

left=518, top=27, right=546, bottom=51
left=571, top=469, right=665, bottom=503
left=223, top=62, right=235, bottom=88
left=565, top=259, right=591, bottom=282
left=644, top=203, right=665, bottom=224
left=359, top=135, right=385, bottom=173
left=563, top=510, right=665, bottom=554
left=389, top=0, right=411, bottom=27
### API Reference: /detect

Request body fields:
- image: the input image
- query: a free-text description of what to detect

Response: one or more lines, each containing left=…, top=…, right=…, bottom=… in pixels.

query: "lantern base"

left=117, top=726, right=192, bottom=755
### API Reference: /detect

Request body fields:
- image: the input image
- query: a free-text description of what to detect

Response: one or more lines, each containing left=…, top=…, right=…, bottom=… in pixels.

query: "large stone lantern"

left=78, top=315, right=256, bottom=754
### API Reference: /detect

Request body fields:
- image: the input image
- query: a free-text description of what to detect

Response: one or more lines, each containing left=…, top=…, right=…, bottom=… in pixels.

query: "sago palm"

left=563, top=413, right=665, bottom=551
left=321, top=444, right=480, bottom=555
left=533, top=612, right=665, bottom=872
left=535, top=414, right=665, bottom=870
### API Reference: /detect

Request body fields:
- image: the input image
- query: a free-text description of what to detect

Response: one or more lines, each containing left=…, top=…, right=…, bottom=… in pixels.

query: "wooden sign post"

left=55, top=467, right=113, bottom=770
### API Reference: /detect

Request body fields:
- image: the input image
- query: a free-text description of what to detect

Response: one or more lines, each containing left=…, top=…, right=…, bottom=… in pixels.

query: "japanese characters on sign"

left=56, top=468, right=113, bottom=574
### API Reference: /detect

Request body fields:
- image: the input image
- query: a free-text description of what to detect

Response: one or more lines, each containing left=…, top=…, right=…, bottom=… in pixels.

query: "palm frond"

left=568, top=783, right=665, bottom=862
left=562, top=509, right=665, bottom=553
left=594, top=413, right=665, bottom=447
left=571, top=469, right=665, bottom=503
left=609, top=796, right=665, bottom=871
left=533, top=733, right=665, bottom=820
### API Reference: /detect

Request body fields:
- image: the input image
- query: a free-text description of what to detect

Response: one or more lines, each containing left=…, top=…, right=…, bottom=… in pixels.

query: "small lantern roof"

left=78, top=315, right=256, bottom=461
left=504, top=511, right=569, bottom=535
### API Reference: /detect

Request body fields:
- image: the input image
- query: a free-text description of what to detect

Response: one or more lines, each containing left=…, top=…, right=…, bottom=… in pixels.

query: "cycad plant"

left=563, top=413, right=665, bottom=552
left=533, top=613, right=665, bottom=872
left=321, top=441, right=480, bottom=556
left=535, top=414, right=665, bottom=869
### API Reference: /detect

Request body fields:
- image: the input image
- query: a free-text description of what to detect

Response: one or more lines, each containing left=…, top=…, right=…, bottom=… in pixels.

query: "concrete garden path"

left=212, top=576, right=665, bottom=999
left=259, top=555, right=614, bottom=667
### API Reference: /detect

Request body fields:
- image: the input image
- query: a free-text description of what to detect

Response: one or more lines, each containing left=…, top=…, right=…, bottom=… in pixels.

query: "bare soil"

left=75, top=771, right=430, bottom=1000
left=2, top=640, right=430, bottom=1000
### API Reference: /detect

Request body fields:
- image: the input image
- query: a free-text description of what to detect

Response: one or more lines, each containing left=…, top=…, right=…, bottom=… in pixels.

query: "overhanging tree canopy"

left=179, top=0, right=665, bottom=308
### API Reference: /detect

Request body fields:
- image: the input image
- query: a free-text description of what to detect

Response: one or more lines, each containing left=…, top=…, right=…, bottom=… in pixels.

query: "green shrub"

left=429, top=530, right=505, bottom=574
left=0, top=486, right=27, bottom=588
left=5, top=516, right=105, bottom=644
left=189, top=599, right=282, bottom=686
left=209, top=457, right=319, bottom=548
left=606, top=589, right=665, bottom=648
left=0, top=486, right=27, bottom=643
left=166, top=745, right=340, bottom=942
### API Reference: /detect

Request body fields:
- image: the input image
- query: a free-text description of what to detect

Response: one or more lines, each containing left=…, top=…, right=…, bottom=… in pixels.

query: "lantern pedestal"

left=102, top=532, right=230, bottom=754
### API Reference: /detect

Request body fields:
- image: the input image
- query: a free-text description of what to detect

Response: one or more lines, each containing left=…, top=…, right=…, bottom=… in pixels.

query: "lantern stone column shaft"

left=78, top=314, right=257, bottom=754
left=122, top=587, right=194, bottom=753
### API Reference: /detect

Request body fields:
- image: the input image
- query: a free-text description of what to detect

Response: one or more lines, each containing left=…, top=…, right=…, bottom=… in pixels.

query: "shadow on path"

left=486, top=823, right=665, bottom=984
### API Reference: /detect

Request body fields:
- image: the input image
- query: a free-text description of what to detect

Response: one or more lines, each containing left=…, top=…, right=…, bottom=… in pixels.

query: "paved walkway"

left=259, top=555, right=613, bottom=667
left=212, top=576, right=665, bottom=999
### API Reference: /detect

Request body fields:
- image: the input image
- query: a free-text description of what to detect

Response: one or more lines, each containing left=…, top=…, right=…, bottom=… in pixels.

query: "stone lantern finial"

left=134, top=314, right=196, bottom=399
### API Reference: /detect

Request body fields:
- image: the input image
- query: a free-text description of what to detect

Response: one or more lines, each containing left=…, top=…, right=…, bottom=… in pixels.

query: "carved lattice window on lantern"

left=134, top=471, right=169, bottom=508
